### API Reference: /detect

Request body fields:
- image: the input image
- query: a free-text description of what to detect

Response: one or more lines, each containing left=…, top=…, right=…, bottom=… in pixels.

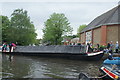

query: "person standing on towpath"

left=2, top=42, right=7, bottom=52
left=9, top=43, right=13, bottom=52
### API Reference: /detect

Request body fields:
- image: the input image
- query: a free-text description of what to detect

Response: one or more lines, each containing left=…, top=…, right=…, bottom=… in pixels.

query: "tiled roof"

left=81, top=5, right=120, bottom=33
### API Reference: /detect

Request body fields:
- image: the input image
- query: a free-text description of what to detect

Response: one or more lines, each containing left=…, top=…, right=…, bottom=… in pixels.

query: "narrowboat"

left=2, top=45, right=104, bottom=61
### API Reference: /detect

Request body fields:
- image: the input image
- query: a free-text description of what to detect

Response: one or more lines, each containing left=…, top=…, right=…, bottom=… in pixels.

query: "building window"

left=86, top=31, right=92, bottom=44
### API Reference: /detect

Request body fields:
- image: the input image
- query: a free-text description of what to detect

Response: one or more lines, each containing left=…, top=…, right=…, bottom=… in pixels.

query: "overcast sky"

left=0, top=0, right=119, bottom=39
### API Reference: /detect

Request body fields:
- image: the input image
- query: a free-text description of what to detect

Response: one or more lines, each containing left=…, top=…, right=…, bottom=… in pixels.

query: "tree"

left=43, top=13, right=73, bottom=45
left=77, top=24, right=87, bottom=37
left=34, top=39, right=42, bottom=45
left=0, top=16, right=2, bottom=44
left=1, top=16, right=11, bottom=42
left=77, top=24, right=87, bottom=33
left=10, top=9, right=37, bottom=45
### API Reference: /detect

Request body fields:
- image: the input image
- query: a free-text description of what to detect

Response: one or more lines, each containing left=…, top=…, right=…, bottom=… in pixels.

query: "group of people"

left=75, top=41, right=119, bottom=53
left=104, top=41, right=119, bottom=53
left=2, top=42, right=16, bottom=52
left=69, top=42, right=100, bottom=53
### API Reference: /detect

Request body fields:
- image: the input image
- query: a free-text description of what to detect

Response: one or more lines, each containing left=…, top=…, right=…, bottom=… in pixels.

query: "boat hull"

left=100, top=57, right=120, bottom=79
left=100, top=65, right=120, bottom=80
left=2, top=51, right=104, bottom=61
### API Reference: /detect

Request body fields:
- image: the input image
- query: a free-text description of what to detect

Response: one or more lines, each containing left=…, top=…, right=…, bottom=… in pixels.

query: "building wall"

left=80, top=32, right=85, bottom=43
left=107, top=25, right=118, bottom=44
left=118, top=25, right=120, bottom=44
left=93, top=27, right=101, bottom=45
left=80, top=24, right=120, bottom=45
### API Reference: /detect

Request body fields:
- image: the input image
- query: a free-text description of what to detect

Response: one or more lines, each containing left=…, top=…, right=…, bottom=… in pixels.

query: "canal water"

left=1, top=53, right=103, bottom=79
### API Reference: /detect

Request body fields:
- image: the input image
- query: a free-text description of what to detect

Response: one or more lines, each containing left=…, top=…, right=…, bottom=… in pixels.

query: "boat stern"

left=86, top=51, right=104, bottom=61
left=100, top=66, right=120, bottom=80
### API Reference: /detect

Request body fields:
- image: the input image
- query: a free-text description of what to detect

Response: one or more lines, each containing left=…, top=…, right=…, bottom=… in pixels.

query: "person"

left=80, top=42, right=86, bottom=53
left=87, top=43, right=93, bottom=53
left=2, top=42, right=7, bottom=52
left=108, top=53, right=113, bottom=60
left=9, top=43, right=13, bottom=52
left=107, top=42, right=110, bottom=50
left=115, top=41, right=119, bottom=53
left=11, top=43, right=16, bottom=52
left=96, top=43, right=100, bottom=51
left=107, top=53, right=118, bottom=71
left=73, top=42, right=75, bottom=45
left=89, top=42, right=92, bottom=48
left=97, top=44, right=100, bottom=48
left=77, top=42, right=81, bottom=46
left=110, top=41, right=114, bottom=51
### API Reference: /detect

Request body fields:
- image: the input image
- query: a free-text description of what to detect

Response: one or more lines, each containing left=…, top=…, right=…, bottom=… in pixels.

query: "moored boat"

left=2, top=45, right=104, bottom=61
left=103, top=57, right=120, bottom=65
left=100, top=57, right=120, bottom=80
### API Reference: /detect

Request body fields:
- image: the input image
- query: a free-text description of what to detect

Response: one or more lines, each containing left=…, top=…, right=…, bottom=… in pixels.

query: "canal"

left=1, top=53, right=103, bottom=79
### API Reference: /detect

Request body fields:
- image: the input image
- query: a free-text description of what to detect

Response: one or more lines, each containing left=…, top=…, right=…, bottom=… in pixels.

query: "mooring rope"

left=90, top=74, right=108, bottom=79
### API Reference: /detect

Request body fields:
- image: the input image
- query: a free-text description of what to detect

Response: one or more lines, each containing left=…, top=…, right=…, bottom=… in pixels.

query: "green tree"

left=43, top=13, right=73, bottom=45
left=0, top=16, right=2, bottom=44
left=34, top=39, right=42, bottom=45
left=77, top=24, right=87, bottom=37
left=1, top=16, right=11, bottom=42
left=77, top=24, right=87, bottom=33
left=10, top=9, right=37, bottom=45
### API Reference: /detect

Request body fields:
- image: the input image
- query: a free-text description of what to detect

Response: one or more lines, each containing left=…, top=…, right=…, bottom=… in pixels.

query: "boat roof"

left=103, top=59, right=120, bottom=65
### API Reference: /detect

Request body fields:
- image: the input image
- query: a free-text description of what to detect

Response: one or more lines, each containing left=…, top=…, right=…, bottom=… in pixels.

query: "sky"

left=0, top=0, right=119, bottom=39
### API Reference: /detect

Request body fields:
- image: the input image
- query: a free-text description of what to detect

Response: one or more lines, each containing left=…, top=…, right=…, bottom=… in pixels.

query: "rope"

left=79, top=73, right=108, bottom=79
left=94, top=65, right=117, bottom=79
left=90, top=74, right=108, bottom=79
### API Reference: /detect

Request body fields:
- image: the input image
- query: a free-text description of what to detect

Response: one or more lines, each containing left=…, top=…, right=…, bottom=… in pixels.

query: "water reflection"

left=2, top=54, right=103, bottom=78
left=2, top=54, right=32, bottom=78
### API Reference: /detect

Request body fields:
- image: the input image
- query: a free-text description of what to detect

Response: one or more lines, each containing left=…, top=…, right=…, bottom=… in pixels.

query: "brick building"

left=80, top=5, right=120, bottom=45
